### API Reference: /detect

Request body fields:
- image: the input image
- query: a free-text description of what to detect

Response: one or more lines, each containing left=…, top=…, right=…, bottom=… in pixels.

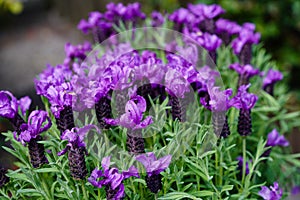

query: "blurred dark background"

left=0, top=0, right=299, bottom=168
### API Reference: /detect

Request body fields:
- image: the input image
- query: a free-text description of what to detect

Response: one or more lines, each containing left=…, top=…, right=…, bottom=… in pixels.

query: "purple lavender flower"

left=14, top=110, right=51, bottom=168
left=208, top=87, right=233, bottom=112
left=236, top=156, right=250, bottom=177
left=229, top=63, right=260, bottom=87
left=168, top=8, right=200, bottom=32
left=105, top=2, right=145, bottom=23
left=188, top=3, right=225, bottom=19
left=208, top=87, right=233, bottom=138
left=231, top=84, right=258, bottom=136
left=165, top=69, right=190, bottom=99
left=262, top=69, right=283, bottom=96
left=215, top=18, right=241, bottom=45
left=263, top=129, right=289, bottom=157
left=259, top=182, right=283, bottom=200
left=14, top=110, right=51, bottom=145
left=188, top=3, right=225, bottom=33
left=88, top=156, right=139, bottom=200
left=0, top=90, right=18, bottom=119
left=136, top=152, right=172, bottom=193
left=105, top=95, right=153, bottom=130
left=63, top=41, right=92, bottom=66
left=0, top=91, right=30, bottom=133
left=58, top=125, right=96, bottom=179
left=266, top=129, right=289, bottom=147
left=77, top=11, right=113, bottom=43
left=231, top=23, right=261, bottom=65
left=35, top=64, right=72, bottom=96
left=151, top=11, right=164, bottom=27
left=77, top=11, right=103, bottom=34
left=291, top=186, right=300, bottom=196
left=46, top=82, right=75, bottom=134
left=231, top=84, right=258, bottom=111
left=18, top=96, right=31, bottom=116
left=185, top=30, right=222, bottom=63
left=46, top=83, right=73, bottom=119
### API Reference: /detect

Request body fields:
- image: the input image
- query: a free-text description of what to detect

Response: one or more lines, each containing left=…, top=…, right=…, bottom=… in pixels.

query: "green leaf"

left=158, top=192, right=201, bottom=200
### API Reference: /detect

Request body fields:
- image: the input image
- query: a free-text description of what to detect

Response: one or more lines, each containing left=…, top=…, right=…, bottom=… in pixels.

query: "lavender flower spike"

left=259, top=182, right=283, bottom=200
left=231, top=84, right=258, bottom=136
left=14, top=110, right=51, bottom=168
left=262, top=69, right=283, bottom=96
left=209, top=87, right=233, bottom=138
left=58, top=125, right=97, bottom=179
left=106, top=95, right=152, bottom=154
left=231, top=23, right=261, bottom=65
left=88, top=156, right=139, bottom=200
left=136, top=152, right=172, bottom=193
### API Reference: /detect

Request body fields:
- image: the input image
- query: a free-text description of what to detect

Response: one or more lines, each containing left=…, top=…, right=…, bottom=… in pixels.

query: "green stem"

left=215, top=149, right=219, bottom=185
left=219, top=148, right=223, bottom=186
left=98, top=188, right=101, bottom=200
left=155, top=193, right=158, bottom=200
left=81, top=180, right=88, bottom=200
left=241, top=137, right=247, bottom=186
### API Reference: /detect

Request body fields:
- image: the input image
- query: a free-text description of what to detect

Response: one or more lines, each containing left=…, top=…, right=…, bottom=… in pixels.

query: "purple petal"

left=18, top=96, right=31, bottom=116
left=102, top=156, right=111, bottom=171
left=123, top=165, right=139, bottom=179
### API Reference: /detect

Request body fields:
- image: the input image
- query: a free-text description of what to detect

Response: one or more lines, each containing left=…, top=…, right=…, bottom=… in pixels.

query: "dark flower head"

left=58, top=125, right=97, bottom=156
left=135, top=152, right=172, bottom=177
left=88, top=156, right=139, bottom=200
left=231, top=84, right=258, bottom=110
left=215, top=18, right=241, bottom=35
left=229, top=63, right=260, bottom=78
left=231, top=23, right=261, bottom=55
left=188, top=3, right=225, bottom=19
left=266, top=129, right=289, bottom=147
left=262, top=69, right=283, bottom=89
left=258, top=182, right=283, bottom=200
left=105, top=95, right=153, bottom=130
left=0, top=90, right=18, bottom=119
left=151, top=11, right=165, bottom=27
left=14, top=110, right=52, bottom=145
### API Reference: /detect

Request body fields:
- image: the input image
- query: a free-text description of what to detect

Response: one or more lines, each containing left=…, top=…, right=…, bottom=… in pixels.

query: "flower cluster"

left=0, top=2, right=294, bottom=200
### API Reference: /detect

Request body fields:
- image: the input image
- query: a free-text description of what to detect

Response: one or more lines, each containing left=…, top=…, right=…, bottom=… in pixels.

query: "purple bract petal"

left=259, top=182, right=283, bottom=200
left=266, top=129, right=289, bottom=147
left=262, top=69, right=283, bottom=89
left=18, top=96, right=31, bottom=116
left=0, top=90, right=18, bottom=119
left=136, top=152, right=172, bottom=177
left=230, top=84, right=258, bottom=110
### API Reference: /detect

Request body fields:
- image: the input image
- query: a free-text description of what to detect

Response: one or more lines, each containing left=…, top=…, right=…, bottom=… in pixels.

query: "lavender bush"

left=1, top=2, right=300, bottom=200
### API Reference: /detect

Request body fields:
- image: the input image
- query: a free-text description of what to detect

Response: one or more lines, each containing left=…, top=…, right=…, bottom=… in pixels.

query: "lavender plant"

left=0, top=2, right=300, bottom=200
